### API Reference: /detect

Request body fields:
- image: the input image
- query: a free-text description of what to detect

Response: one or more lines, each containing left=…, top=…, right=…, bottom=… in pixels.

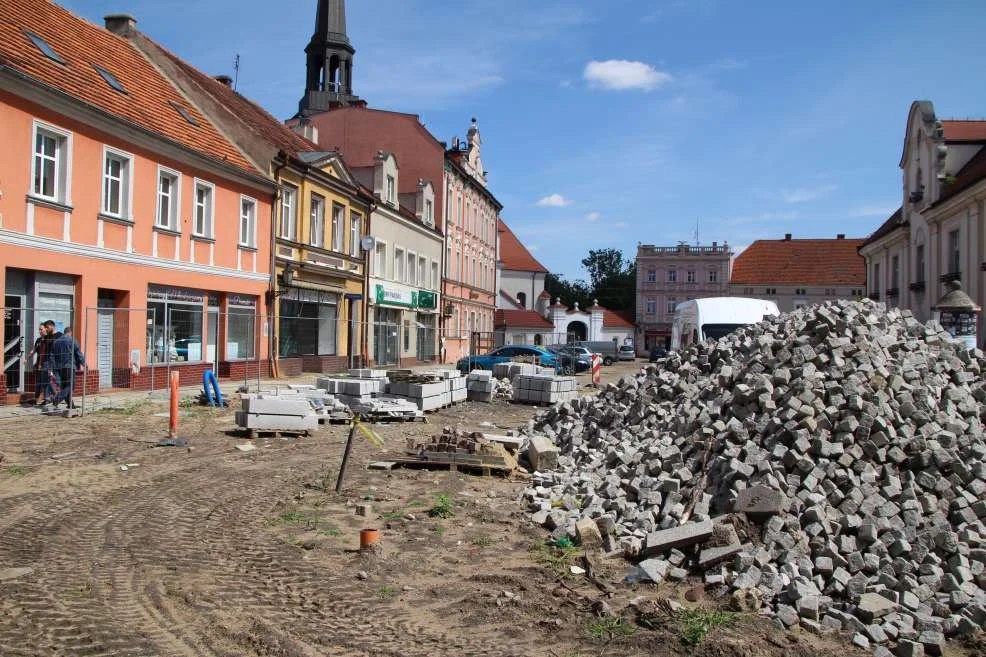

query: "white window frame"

left=646, top=299, right=656, bottom=315
left=374, top=239, right=388, bottom=278
left=667, top=269, right=677, bottom=282
left=407, top=250, right=417, bottom=286
left=667, top=298, right=677, bottom=314
left=192, top=178, right=215, bottom=238
left=310, top=193, right=325, bottom=248
left=686, top=270, right=696, bottom=283
left=646, top=269, right=656, bottom=283
left=395, top=247, right=405, bottom=282
left=156, top=166, right=181, bottom=231
left=280, top=184, right=298, bottom=241
left=418, top=255, right=427, bottom=288
left=425, top=199, right=434, bottom=225
left=386, top=175, right=395, bottom=204
left=431, top=261, right=439, bottom=290
left=101, top=145, right=133, bottom=220
left=708, top=270, right=718, bottom=283
left=331, top=203, right=345, bottom=252
left=31, top=120, right=72, bottom=205
left=239, top=195, right=257, bottom=247
left=350, top=211, right=361, bottom=258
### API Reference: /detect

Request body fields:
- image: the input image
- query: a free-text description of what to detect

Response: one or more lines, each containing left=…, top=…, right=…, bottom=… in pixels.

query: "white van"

left=670, top=297, right=780, bottom=351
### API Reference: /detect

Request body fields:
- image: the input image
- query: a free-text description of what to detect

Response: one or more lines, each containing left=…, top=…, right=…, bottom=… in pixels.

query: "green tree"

left=581, top=249, right=626, bottom=290
left=544, top=273, right=592, bottom=310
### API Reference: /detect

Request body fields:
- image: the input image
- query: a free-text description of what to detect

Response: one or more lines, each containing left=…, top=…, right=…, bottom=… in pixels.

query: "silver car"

left=618, top=345, right=636, bottom=361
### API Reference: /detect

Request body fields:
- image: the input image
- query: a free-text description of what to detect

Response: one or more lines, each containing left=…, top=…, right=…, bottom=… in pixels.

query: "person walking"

left=45, top=326, right=84, bottom=410
left=24, top=323, right=50, bottom=405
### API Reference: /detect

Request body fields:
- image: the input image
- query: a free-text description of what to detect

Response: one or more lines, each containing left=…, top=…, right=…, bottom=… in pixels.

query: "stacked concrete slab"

left=467, top=370, right=495, bottom=402
left=348, top=396, right=422, bottom=420
left=316, top=371, right=388, bottom=408
left=383, top=370, right=467, bottom=411
left=236, top=394, right=319, bottom=432
left=513, top=374, right=578, bottom=405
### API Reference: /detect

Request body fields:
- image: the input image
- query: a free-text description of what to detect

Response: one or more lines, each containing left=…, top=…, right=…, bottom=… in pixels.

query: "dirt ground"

left=0, top=361, right=863, bottom=657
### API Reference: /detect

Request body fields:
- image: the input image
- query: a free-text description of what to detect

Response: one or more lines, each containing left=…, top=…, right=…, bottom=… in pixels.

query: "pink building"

left=0, top=2, right=274, bottom=403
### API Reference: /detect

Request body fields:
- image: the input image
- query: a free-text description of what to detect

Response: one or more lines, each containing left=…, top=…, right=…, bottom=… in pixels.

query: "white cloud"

left=585, top=212, right=601, bottom=222
left=779, top=184, right=837, bottom=204
left=849, top=204, right=897, bottom=218
left=614, top=221, right=628, bottom=229
left=535, top=193, right=574, bottom=207
left=528, top=244, right=541, bottom=253
left=584, top=60, right=672, bottom=92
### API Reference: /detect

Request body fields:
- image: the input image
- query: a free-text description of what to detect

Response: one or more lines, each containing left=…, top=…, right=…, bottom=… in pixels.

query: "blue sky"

left=67, top=0, right=986, bottom=279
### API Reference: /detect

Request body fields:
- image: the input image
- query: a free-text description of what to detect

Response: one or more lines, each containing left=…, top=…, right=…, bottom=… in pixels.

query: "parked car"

left=618, top=345, right=636, bottom=361
left=456, top=345, right=559, bottom=373
left=547, top=346, right=591, bottom=374
left=574, top=341, right=620, bottom=365
left=649, top=346, right=668, bottom=362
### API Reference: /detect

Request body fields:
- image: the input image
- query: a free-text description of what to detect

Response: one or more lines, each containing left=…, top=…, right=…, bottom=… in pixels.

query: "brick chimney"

left=837, top=234, right=845, bottom=240
left=104, top=14, right=137, bottom=36
left=784, top=233, right=792, bottom=240
left=214, top=75, right=233, bottom=88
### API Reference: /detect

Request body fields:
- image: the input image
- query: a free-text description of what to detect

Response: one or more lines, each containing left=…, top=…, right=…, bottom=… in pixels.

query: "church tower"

left=298, top=0, right=363, bottom=117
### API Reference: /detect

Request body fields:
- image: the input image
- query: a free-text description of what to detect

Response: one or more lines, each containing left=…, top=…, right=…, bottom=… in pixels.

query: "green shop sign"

left=375, top=285, right=438, bottom=310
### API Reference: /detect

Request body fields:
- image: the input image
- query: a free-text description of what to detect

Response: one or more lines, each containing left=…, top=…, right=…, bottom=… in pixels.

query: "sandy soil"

left=0, top=361, right=865, bottom=657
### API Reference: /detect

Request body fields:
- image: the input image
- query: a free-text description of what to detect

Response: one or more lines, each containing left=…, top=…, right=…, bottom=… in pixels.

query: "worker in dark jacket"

left=45, top=326, right=85, bottom=410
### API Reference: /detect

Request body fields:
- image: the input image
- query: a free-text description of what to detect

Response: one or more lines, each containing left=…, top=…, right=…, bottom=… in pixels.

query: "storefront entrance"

left=373, top=308, right=399, bottom=366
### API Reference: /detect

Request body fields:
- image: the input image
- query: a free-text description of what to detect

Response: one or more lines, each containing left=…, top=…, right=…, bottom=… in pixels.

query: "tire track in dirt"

left=1, top=448, right=532, bottom=656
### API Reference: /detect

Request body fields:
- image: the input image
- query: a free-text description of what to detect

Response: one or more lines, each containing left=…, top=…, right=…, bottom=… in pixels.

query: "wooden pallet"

left=388, top=457, right=513, bottom=477
left=317, top=414, right=354, bottom=425
left=243, top=428, right=312, bottom=439
left=360, top=413, right=427, bottom=423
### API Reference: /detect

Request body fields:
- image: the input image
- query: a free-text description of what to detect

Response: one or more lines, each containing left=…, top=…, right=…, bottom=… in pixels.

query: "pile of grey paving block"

left=493, top=362, right=540, bottom=380
left=384, top=370, right=465, bottom=411
left=277, top=384, right=351, bottom=418
left=236, top=393, right=320, bottom=432
left=519, top=299, right=986, bottom=655
left=348, top=396, right=421, bottom=420
left=513, top=374, right=578, bottom=405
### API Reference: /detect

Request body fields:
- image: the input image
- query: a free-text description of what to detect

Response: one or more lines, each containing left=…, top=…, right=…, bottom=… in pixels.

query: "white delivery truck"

left=670, top=297, right=780, bottom=351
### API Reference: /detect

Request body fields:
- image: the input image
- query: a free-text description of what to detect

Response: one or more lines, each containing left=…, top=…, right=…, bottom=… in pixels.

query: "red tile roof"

left=495, top=309, right=554, bottom=329
left=498, top=219, right=547, bottom=273
left=602, top=308, right=635, bottom=329
left=0, top=0, right=257, bottom=175
left=935, top=147, right=986, bottom=206
left=731, top=238, right=866, bottom=286
left=861, top=207, right=905, bottom=248
left=941, top=120, right=986, bottom=142
left=150, top=41, right=316, bottom=158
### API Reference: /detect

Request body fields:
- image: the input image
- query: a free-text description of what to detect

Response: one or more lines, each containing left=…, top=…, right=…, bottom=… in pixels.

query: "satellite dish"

left=360, top=235, right=376, bottom=252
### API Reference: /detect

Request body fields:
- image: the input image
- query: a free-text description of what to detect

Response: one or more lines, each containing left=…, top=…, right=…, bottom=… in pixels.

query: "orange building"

left=0, top=2, right=275, bottom=403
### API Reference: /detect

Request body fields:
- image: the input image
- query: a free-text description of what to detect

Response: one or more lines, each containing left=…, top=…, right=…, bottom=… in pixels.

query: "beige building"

left=635, top=242, right=732, bottom=353
left=730, top=235, right=866, bottom=312
left=860, top=101, right=986, bottom=342
left=354, top=152, right=443, bottom=366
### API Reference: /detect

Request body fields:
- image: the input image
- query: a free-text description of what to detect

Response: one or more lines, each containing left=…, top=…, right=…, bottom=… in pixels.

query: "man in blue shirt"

left=45, top=326, right=85, bottom=410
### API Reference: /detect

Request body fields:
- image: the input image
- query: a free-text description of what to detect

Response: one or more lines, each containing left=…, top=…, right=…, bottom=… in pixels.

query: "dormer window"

left=386, top=175, right=395, bottom=205
left=425, top=199, right=434, bottom=225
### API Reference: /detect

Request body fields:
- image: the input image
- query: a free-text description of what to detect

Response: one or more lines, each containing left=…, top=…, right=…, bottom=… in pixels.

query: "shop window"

left=403, top=319, right=411, bottom=351
left=147, top=294, right=204, bottom=364
left=227, top=305, right=256, bottom=360
left=278, top=292, right=337, bottom=356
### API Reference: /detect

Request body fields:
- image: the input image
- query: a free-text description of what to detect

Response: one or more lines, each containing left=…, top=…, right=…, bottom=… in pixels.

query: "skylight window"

left=169, top=101, right=199, bottom=127
left=93, top=65, right=127, bottom=94
left=23, top=30, right=66, bottom=64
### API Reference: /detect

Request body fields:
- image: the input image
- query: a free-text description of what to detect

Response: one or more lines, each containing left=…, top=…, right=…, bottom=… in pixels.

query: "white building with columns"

left=859, top=101, right=986, bottom=343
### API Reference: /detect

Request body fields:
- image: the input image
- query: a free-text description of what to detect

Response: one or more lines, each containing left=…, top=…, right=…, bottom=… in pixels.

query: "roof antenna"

left=694, top=218, right=700, bottom=246
left=233, top=54, right=241, bottom=91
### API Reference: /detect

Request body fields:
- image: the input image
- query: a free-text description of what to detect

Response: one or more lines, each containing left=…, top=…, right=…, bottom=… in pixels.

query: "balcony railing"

left=638, top=245, right=730, bottom=256
left=939, top=271, right=961, bottom=283
left=908, top=281, right=926, bottom=293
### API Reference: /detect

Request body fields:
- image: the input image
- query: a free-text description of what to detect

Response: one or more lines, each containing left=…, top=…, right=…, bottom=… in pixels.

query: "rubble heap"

left=522, top=300, right=986, bottom=653
left=494, top=378, right=514, bottom=401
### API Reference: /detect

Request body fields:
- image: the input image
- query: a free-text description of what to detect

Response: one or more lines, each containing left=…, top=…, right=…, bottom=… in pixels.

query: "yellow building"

left=272, top=152, right=373, bottom=375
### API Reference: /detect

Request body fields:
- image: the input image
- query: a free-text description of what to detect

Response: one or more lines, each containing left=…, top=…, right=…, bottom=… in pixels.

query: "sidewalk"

left=0, top=362, right=460, bottom=420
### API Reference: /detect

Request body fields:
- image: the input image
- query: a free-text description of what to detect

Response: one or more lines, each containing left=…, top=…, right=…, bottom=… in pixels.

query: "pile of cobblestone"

left=494, top=378, right=514, bottom=401
left=522, top=300, right=986, bottom=654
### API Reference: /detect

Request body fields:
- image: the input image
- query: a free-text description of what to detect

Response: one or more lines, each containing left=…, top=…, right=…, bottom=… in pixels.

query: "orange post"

left=169, top=371, right=179, bottom=439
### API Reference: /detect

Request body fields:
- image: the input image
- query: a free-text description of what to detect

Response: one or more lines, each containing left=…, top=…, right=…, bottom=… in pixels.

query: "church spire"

left=298, top=0, right=363, bottom=117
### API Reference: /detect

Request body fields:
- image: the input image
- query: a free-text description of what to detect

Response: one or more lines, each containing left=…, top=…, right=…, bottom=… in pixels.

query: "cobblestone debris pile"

left=522, top=300, right=986, bottom=654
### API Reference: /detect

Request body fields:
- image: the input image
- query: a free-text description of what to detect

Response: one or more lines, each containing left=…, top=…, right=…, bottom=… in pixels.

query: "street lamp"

left=934, top=280, right=981, bottom=350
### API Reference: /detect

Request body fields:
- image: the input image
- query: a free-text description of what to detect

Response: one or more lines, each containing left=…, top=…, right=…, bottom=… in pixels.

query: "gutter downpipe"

left=363, top=199, right=375, bottom=368
left=269, top=154, right=287, bottom=379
